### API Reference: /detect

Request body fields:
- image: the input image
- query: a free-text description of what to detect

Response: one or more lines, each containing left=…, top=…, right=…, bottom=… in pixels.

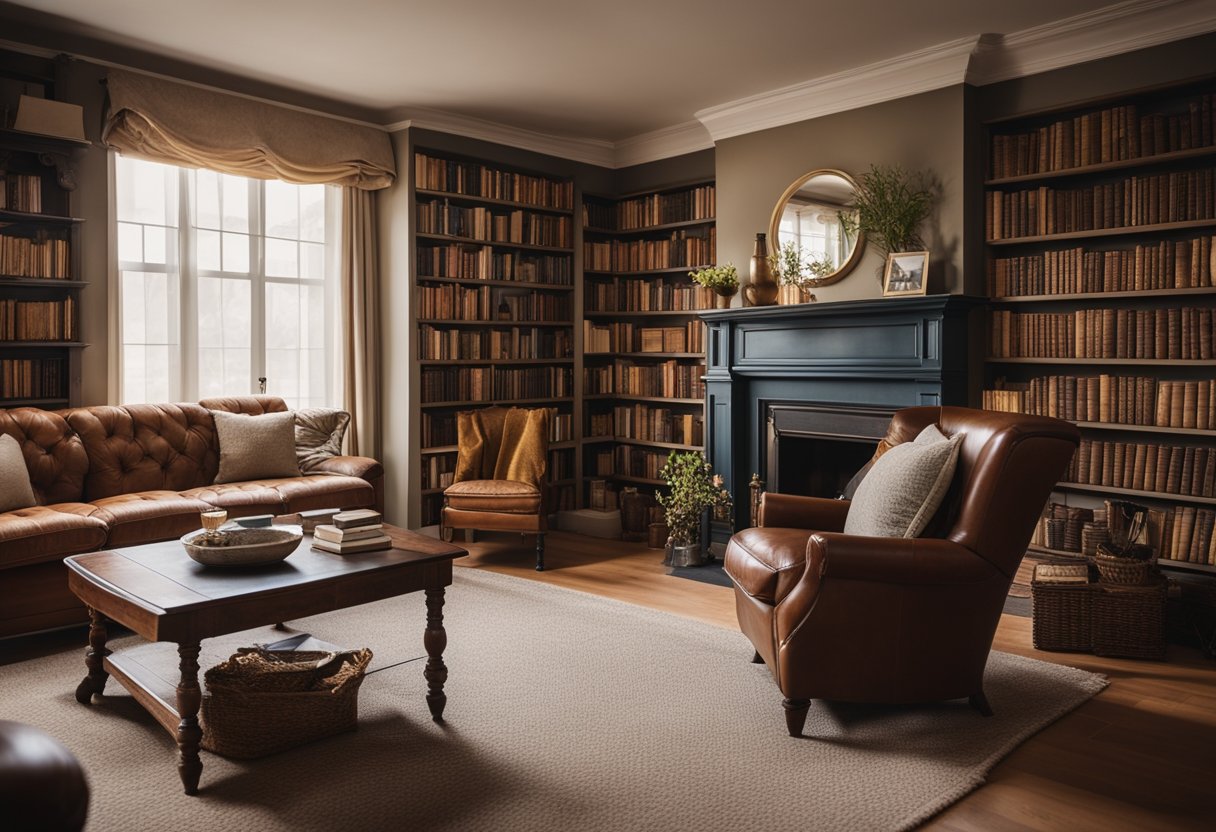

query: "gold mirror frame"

left=767, top=168, right=865, bottom=288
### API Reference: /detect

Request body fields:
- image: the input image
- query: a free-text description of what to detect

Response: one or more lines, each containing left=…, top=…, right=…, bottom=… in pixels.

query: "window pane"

left=143, top=225, right=167, bottom=265
left=265, top=282, right=300, bottom=349
left=196, top=169, right=221, bottom=230
left=265, top=238, right=298, bottom=278
left=117, top=222, right=142, bottom=262
left=197, top=229, right=221, bottom=271
left=300, top=242, right=324, bottom=280
left=221, top=175, right=249, bottom=232
left=265, top=179, right=299, bottom=239
left=221, top=232, right=250, bottom=273
left=116, top=156, right=177, bottom=226
left=299, top=185, right=326, bottom=242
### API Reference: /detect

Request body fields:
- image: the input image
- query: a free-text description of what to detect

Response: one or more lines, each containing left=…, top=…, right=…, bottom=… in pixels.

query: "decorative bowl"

left=181, top=525, right=303, bottom=567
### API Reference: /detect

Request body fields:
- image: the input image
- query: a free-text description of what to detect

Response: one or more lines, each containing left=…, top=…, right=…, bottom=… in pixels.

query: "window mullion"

left=178, top=167, right=196, bottom=401
left=250, top=180, right=266, bottom=394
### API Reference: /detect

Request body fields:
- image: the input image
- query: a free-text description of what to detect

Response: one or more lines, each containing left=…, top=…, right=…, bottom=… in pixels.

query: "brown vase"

left=713, top=288, right=735, bottom=309
left=743, top=232, right=779, bottom=306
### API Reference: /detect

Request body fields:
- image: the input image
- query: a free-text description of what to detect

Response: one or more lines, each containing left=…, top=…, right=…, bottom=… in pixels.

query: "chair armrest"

left=759, top=493, right=849, bottom=531
left=808, top=533, right=997, bottom=586
left=307, top=455, right=384, bottom=481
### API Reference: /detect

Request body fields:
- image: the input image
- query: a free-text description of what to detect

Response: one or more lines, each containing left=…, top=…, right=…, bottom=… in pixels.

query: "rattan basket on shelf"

left=1094, top=546, right=1155, bottom=586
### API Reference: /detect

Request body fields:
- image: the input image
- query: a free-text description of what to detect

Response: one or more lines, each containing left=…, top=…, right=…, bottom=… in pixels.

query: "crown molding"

left=695, top=35, right=982, bottom=143
left=967, top=0, right=1216, bottom=86
left=612, top=121, right=713, bottom=168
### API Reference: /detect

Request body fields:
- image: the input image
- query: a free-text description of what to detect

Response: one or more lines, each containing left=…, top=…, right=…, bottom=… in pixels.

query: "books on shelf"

left=415, top=284, right=571, bottom=322
left=422, top=454, right=455, bottom=490
left=989, top=307, right=1215, bottom=359
left=414, top=152, right=573, bottom=210
left=0, top=297, right=75, bottom=340
left=984, top=375, right=1216, bottom=429
left=0, top=357, right=65, bottom=399
left=585, top=279, right=713, bottom=313
left=613, top=445, right=670, bottom=480
left=0, top=234, right=70, bottom=279
left=416, top=198, right=572, bottom=248
left=1067, top=438, right=1216, bottom=498
left=1160, top=505, right=1216, bottom=565
left=416, top=243, right=572, bottom=285
left=583, top=227, right=716, bottom=272
left=418, top=324, right=573, bottom=361
left=582, top=321, right=704, bottom=353
left=0, top=174, right=42, bottom=213
left=582, top=360, right=705, bottom=399
left=612, top=403, right=703, bottom=446
left=421, top=365, right=572, bottom=403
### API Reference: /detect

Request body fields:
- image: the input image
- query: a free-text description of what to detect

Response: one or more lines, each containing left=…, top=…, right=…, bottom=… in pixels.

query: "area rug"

left=0, top=569, right=1105, bottom=832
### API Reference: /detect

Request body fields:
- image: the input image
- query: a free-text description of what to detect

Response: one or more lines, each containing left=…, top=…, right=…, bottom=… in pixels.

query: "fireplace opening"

left=764, top=403, right=893, bottom=499
left=777, top=436, right=877, bottom=499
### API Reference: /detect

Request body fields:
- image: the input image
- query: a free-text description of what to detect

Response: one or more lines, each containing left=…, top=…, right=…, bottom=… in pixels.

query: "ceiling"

left=2, top=0, right=1132, bottom=142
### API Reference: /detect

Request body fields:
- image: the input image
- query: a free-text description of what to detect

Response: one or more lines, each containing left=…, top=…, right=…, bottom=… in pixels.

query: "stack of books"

left=311, top=510, right=392, bottom=554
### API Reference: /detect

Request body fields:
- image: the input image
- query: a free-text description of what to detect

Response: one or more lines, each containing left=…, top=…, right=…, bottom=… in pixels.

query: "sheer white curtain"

left=115, top=155, right=341, bottom=409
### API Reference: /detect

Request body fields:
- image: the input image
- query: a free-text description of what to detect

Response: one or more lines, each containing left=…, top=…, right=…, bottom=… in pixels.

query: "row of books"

left=984, top=375, right=1216, bottom=429
left=415, top=285, right=572, bottom=322
left=583, top=186, right=716, bottom=231
left=414, top=153, right=573, bottom=210
left=416, top=244, right=572, bottom=285
left=582, top=321, right=704, bottom=354
left=417, top=324, right=573, bottom=361
left=986, top=168, right=1216, bottom=240
left=420, top=366, right=572, bottom=403
left=421, top=408, right=572, bottom=448
left=608, top=404, right=703, bottom=446
left=988, top=235, right=1215, bottom=297
left=1068, top=438, right=1216, bottom=498
left=613, top=445, right=670, bottom=481
left=0, top=297, right=76, bottom=341
left=989, top=307, right=1216, bottom=360
left=585, top=280, right=714, bottom=313
left=1160, top=505, right=1216, bottom=565
left=990, top=94, right=1216, bottom=178
left=0, top=174, right=42, bottom=213
left=416, top=199, right=573, bottom=249
left=0, top=357, right=65, bottom=399
left=583, top=360, right=705, bottom=399
left=584, top=228, right=716, bottom=272
left=0, top=234, right=71, bottom=279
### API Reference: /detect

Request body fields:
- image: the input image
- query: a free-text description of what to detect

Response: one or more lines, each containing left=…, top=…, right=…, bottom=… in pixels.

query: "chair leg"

left=750, top=650, right=764, bottom=664
left=782, top=698, right=811, bottom=737
left=535, top=533, right=545, bottom=572
left=969, top=690, right=994, bottom=717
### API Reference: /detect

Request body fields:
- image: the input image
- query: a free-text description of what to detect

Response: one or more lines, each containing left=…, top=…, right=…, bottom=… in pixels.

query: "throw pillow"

left=211, top=410, right=301, bottom=484
left=0, top=433, right=37, bottom=512
left=295, top=408, right=351, bottom=471
left=843, top=424, right=964, bottom=538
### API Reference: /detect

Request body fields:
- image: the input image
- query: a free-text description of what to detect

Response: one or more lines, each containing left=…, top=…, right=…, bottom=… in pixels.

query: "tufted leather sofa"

left=0, top=396, right=383, bottom=638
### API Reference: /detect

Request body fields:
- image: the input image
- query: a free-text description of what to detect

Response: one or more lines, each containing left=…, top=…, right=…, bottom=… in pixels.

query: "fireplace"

left=765, top=403, right=892, bottom=498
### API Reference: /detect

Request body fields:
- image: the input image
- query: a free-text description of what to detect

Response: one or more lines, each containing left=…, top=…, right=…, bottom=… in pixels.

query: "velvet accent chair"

left=441, top=407, right=551, bottom=570
left=723, top=406, right=1080, bottom=737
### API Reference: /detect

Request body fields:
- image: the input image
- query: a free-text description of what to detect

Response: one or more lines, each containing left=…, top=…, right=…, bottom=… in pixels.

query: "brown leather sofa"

left=724, top=406, right=1079, bottom=737
left=0, top=396, right=383, bottom=638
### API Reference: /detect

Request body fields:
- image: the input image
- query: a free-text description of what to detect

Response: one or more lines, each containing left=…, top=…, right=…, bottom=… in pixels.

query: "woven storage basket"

left=1093, top=579, right=1168, bottom=661
left=1031, top=578, right=1094, bottom=653
left=1094, top=548, right=1154, bottom=585
left=201, top=647, right=373, bottom=759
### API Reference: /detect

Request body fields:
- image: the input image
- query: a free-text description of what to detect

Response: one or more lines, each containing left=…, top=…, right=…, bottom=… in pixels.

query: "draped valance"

left=103, top=69, right=395, bottom=190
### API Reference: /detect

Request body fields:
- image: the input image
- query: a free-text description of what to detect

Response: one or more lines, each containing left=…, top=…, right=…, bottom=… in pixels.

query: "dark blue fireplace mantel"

left=699, top=294, right=983, bottom=536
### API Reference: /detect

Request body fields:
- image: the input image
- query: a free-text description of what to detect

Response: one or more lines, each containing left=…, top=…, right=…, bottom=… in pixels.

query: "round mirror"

left=768, top=169, right=864, bottom=288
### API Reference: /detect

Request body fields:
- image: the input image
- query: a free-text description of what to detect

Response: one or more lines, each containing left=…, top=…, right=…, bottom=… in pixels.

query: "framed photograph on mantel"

left=882, top=251, right=929, bottom=297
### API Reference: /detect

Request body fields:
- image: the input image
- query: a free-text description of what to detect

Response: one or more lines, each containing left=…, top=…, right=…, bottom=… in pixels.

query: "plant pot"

left=713, top=290, right=735, bottom=309
left=663, top=538, right=704, bottom=568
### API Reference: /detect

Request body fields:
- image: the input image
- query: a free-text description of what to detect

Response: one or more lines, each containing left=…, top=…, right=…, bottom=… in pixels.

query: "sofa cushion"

left=268, top=475, right=374, bottom=513
left=0, top=408, right=88, bottom=504
left=0, top=434, right=35, bottom=512
left=211, top=410, right=300, bottom=484
left=65, top=404, right=219, bottom=500
left=443, top=480, right=542, bottom=514
left=198, top=395, right=287, bottom=416
left=0, top=505, right=108, bottom=569
left=723, top=527, right=816, bottom=605
left=295, top=408, right=350, bottom=471
left=179, top=482, right=286, bottom=516
left=65, top=491, right=212, bottom=548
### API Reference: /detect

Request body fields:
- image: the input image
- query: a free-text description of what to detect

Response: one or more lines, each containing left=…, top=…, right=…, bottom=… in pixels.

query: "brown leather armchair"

left=724, top=406, right=1080, bottom=737
left=441, top=407, right=550, bottom=571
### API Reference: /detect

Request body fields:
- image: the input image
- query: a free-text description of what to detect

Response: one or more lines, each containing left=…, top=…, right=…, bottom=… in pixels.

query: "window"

left=116, top=156, right=340, bottom=409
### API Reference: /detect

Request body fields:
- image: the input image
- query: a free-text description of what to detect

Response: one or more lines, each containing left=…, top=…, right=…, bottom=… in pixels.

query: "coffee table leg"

left=74, top=607, right=111, bottom=705
left=175, top=642, right=203, bottom=796
left=424, top=587, right=448, bottom=722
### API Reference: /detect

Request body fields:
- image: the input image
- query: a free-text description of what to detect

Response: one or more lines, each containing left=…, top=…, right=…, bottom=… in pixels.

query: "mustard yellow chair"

left=441, top=407, right=551, bottom=570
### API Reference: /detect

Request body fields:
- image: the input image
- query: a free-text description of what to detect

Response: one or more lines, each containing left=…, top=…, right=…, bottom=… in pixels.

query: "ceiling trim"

left=694, top=35, right=982, bottom=143
left=612, top=121, right=713, bottom=168
left=967, top=0, right=1216, bottom=85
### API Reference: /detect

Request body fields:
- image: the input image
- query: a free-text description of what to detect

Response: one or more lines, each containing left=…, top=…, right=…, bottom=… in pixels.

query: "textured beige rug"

left=0, top=569, right=1105, bottom=832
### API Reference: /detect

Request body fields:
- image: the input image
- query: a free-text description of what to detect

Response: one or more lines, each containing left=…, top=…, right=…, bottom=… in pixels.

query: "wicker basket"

left=201, top=647, right=373, bottom=759
left=1093, top=579, right=1168, bottom=660
left=1094, top=549, right=1154, bottom=585
left=1031, top=577, right=1094, bottom=653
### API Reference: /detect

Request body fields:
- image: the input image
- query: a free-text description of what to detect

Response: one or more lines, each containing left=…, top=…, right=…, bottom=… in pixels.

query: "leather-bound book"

left=1165, top=445, right=1183, bottom=492
left=1180, top=446, right=1196, bottom=495
left=1143, top=444, right=1159, bottom=492
left=1176, top=507, right=1196, bottom=563
left=1183, top=382, right=1199, bottom=429
left=1161, top=507, right=1177, bottom=560
left=1192, top=447, right=1209, bottom=496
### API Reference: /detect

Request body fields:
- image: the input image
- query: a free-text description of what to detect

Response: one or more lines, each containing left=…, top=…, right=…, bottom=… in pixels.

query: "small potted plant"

left=656, top=452, right=731, bottom=567
left=688, top=263, right=739, bottom=309
left=769, top=241, right=831, bottom=304
left=842, top=164, right=936, bottom=280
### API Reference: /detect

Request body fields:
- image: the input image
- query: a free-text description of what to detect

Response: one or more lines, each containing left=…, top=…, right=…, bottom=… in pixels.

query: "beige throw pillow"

left=295, top=408, right=351, bottom=471
left=211, top=410, right=301, bottom=484
left=843, top=424, right=963, bottom=539
left=0, top=433, right=37, bottom=512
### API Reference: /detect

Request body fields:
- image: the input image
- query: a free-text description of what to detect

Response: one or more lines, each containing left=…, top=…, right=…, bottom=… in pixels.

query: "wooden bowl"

left=181, top=526, right=303, bottom=567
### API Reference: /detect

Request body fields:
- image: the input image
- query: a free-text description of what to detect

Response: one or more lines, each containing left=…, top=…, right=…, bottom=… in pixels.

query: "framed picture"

left=882, top=251, right=929, bottom=297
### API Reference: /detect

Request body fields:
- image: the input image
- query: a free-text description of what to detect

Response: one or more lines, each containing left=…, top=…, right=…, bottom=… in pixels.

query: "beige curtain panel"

left=103, top=69, right=395, bottom=190
left=341, top=188, right=381, bottom=459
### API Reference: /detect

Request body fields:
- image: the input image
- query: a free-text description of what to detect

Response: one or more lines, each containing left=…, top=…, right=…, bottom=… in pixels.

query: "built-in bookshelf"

left=580, top=181, right=714, bottom=505
left=413, top=149, right=576, bottom=525
left=982, top=76, right=1216, bottom=574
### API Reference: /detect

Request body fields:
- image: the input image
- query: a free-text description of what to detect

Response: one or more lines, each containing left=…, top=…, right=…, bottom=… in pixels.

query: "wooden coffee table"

left=65, top=524, right=466, bottom=795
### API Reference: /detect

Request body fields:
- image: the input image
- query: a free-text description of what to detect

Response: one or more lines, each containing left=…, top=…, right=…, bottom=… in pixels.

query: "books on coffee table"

left=310, top=510, right=391, bottom=554
left=332, top=509, right=381, bottom=530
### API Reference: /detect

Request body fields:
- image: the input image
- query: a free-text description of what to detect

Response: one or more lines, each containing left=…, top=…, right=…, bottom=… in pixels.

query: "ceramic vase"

left=743, top=232, right=779, bottom=306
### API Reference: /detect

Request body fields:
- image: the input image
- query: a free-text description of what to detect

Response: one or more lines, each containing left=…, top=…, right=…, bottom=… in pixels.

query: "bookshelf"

left=981, top=76, right=1216, bottom=574
left=580, top=180, right=714, bottom=505
left=413, top=149, right=576, bottom=524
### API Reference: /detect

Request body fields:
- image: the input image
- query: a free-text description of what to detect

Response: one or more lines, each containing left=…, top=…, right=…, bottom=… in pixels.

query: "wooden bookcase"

left=580, top=180, right=715, bottom=503
left=413, top=149, right=577, bottom=525
left=981, top=75, right=1216, bottom=575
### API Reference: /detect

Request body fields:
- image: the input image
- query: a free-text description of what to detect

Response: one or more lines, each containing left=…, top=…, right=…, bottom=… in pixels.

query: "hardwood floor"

left=457, top=530, right=1216, bottom=832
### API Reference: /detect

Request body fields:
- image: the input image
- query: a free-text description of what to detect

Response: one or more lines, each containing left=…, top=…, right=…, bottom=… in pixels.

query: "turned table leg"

left=175, top=643, right=203, bottom=796
left=74, top=608, right=111, bottom=704
left=424, top=588, right=448, bottom=722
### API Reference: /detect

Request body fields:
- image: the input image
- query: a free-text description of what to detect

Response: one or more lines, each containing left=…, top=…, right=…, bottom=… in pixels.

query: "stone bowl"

left=181, top=526, right=303, bottom=567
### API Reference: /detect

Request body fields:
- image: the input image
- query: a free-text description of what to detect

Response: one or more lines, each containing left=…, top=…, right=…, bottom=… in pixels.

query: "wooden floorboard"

left=455, top=530, right=1216, bottom=832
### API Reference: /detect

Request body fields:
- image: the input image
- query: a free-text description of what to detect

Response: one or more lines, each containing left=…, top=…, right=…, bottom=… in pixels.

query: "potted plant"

left=656, top=452, right=731, bottom=567
left=842, top=164, right=935, bottom=276
left=769, top=240, right=830, bottom=303
left=688, top=263, right=739, bottom=309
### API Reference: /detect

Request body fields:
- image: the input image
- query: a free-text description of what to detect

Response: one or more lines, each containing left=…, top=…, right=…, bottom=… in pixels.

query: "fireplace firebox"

left=765, top=403, right=892, bottom=499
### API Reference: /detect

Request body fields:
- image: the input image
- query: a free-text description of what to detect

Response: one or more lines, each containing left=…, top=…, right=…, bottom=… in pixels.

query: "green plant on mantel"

left=688, top=263, right=739, bottom=294
left=769, top=240, right=834, bottom=288
left=656, top=452, right=730, bottom=546
left=842, top=164, right=935, bottom=261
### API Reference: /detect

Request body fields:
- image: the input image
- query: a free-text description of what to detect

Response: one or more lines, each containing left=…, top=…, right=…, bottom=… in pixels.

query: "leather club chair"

left=441, top=407, right=551, bottom=571
left=724, top=406, right=1080, bottom=737
left=0, top=720, right=90, bottom=831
